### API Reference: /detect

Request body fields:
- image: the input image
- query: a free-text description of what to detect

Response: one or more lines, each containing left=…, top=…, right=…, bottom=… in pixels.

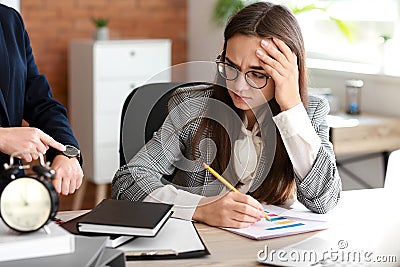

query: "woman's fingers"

left=272, top=37, right=296, bottom=64
left=193, top=192, right=265, bottom=228
left=258, top=38, right=297, bottom=78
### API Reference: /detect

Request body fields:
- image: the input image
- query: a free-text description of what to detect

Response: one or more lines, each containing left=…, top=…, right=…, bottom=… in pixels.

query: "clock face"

left=0, top=178, right=51, bottom=232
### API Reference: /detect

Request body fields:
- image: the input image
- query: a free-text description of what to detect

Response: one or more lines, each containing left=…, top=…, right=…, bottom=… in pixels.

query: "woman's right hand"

left=192, top=192, right=265, bottom=228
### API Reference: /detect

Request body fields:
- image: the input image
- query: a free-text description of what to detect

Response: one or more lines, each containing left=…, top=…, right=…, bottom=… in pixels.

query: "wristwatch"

left=61, top=145, right=81, bottom=161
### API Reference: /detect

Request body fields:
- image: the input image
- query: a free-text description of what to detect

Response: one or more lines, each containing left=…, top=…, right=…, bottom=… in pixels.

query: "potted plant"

left=92, top=17, right=110, bottom=41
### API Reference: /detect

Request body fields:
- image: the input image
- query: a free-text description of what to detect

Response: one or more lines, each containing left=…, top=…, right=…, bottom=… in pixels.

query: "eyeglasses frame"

left=215, top=60, right=271, bottom=89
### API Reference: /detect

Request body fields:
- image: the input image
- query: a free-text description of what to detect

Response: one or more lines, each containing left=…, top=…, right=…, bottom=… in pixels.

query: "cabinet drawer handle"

left=130, top=51, right=136, bottom=57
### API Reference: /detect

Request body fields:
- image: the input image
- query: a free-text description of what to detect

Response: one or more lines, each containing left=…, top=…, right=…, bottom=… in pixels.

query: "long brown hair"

left=192, top=2, right=308, bottom=205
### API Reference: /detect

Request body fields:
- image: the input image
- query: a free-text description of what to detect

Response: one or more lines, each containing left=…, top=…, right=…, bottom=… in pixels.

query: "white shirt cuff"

left=272, top=104, right=321, bottom=179
left=143, top=185, right=204, bottom=220
left=273, top=104, right=311, bottom=137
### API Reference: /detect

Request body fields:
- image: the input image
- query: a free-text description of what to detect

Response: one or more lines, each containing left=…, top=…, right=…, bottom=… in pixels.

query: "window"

left=282, top=0, right=400, bottom=74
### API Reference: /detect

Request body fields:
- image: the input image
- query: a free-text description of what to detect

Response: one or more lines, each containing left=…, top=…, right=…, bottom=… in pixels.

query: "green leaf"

left=380, top=34, right=392, bottom=42
left=212, top=0, right=353, bottom=42
left=212, top=0, right=245, bottom=26
left=291, top=3, right=353, bottom=42
left=92, top=17, right=109, bottom=28
left=329, top=16, right=353, bottom=42
left=291, top=4, right=327, bottom=14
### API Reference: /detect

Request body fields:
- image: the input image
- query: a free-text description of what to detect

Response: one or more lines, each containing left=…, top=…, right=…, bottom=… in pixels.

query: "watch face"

left=0, top=178, right=51, bottom=232
left=64, top=145, right=80, bottom=158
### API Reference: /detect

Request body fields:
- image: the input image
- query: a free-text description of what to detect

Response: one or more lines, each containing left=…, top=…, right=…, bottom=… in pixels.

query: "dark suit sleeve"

left=16, top=12, right=81, bottom=164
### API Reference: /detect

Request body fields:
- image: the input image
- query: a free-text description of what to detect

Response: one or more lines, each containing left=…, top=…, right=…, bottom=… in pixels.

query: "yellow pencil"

left=202, top=162, right=271, bottom=221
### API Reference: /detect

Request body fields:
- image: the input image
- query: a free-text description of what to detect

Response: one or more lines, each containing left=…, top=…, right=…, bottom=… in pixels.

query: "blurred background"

left=2, top=0, right=400, bottom=210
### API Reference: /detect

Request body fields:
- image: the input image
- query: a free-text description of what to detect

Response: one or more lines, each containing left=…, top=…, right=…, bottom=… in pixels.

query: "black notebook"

left=59, top=212, right=135, bottom=248
left=77, top=199, right=173, bottom=237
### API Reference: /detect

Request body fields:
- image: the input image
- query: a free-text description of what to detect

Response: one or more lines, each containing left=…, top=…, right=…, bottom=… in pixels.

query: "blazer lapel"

left=0, top=20, right=11, bottom=126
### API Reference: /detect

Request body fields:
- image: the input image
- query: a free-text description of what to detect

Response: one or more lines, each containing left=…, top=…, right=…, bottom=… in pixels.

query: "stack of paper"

left=0, top=221, right=75, bottom=262
left=0, top=236, right=124, bottom=267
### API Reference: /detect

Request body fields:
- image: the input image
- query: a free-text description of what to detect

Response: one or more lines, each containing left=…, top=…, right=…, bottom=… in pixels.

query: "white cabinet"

left=69, top=39, right=171, bottom=185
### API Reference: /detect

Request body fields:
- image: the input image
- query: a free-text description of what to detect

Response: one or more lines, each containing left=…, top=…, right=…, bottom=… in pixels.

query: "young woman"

left=112, top=2, right=341, bottom=228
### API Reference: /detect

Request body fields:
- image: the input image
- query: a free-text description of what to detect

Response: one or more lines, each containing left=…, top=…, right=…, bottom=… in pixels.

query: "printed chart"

left=223, top=205, right=329, bottom=240
left=264, top=210, right=304, bottom=231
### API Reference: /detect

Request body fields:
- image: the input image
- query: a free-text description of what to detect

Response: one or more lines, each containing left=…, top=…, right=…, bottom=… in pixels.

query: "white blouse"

left=144, top=103, right=321, bottom=220
left=220, top=116, right=262, bottom=195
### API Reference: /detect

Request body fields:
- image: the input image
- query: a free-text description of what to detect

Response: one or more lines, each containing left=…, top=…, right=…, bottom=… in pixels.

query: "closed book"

left=106, top=234, right=135, bottom=248
left=0, top=221, right=75, bottom=262
left=77, top=199, right=173, bottom=237
left=60, top=212, right=135, bottom=248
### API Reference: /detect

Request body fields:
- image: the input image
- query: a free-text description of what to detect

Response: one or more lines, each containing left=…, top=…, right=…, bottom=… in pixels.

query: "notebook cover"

left=77, top=199, right=173, bottom=236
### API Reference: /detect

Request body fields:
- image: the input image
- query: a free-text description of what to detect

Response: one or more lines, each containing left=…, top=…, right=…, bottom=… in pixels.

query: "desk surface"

left=328, top=113, right=400, bottom=155
left=58, top=189, right=400, bottom=267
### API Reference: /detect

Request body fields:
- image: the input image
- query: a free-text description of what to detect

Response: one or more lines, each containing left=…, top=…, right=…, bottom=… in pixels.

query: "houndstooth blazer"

left=112, top=84, right=342, bottom=214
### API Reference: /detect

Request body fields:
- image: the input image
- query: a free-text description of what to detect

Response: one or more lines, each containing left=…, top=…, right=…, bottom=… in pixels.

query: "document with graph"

left=222, top=204, right=329, bottom=240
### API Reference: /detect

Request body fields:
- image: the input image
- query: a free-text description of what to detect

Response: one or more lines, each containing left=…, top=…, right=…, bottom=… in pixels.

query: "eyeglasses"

left=216, top=61, right=270, bottom=89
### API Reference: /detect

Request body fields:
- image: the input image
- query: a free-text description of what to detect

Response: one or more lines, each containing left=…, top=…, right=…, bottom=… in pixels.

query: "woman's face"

left=224, top=34, right=275, bottom=111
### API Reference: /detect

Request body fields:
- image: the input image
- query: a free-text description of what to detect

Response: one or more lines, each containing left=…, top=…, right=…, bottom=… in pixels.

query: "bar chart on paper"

left=264, top=210, right=304, bottom=231
left=223, top=205, right=329, bottom=240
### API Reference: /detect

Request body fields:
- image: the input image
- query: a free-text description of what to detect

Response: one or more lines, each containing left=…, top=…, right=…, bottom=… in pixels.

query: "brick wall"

left=20, top=0, right=187, bottom=106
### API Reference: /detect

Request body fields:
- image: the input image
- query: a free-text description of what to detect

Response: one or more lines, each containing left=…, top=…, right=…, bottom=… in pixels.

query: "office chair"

left=384, top=149, right=400, bottom=190
left=73, top=82, right=183, bottom=210
left=119, top=82, right=185, bottom=167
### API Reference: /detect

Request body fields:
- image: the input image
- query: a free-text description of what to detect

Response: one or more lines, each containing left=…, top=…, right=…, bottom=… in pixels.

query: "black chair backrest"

left=119, top=82, right=183, bottom=167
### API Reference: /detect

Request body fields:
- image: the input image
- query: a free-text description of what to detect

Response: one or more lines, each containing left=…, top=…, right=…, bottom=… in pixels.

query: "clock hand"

left=18, top=191, right=28, bottom=206
left=17, top=180, right=30, bottom=206
left=24, top=179, right=30, bottom=205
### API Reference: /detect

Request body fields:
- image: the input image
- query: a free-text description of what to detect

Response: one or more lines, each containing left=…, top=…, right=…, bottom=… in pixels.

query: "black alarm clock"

left=0, top=152, right=59, bottom=233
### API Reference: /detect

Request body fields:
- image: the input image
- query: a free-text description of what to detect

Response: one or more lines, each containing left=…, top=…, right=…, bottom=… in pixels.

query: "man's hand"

left=0, top=127, right=65, bottom=161
left=51, top=155, right=84, bottom=195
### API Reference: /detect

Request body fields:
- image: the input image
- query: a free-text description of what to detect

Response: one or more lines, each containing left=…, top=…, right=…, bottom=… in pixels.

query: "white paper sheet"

left=223, top=204, right=329, bottom=240
left=119, top=218, right=205, bottom=254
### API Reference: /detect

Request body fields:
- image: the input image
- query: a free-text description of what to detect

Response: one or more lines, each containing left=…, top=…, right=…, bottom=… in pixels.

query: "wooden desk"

left=328, top=113, right=400, bottom=187
left=57, top=189, right=400, bottom=267
left=328, top=113, right=400, bottom=156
